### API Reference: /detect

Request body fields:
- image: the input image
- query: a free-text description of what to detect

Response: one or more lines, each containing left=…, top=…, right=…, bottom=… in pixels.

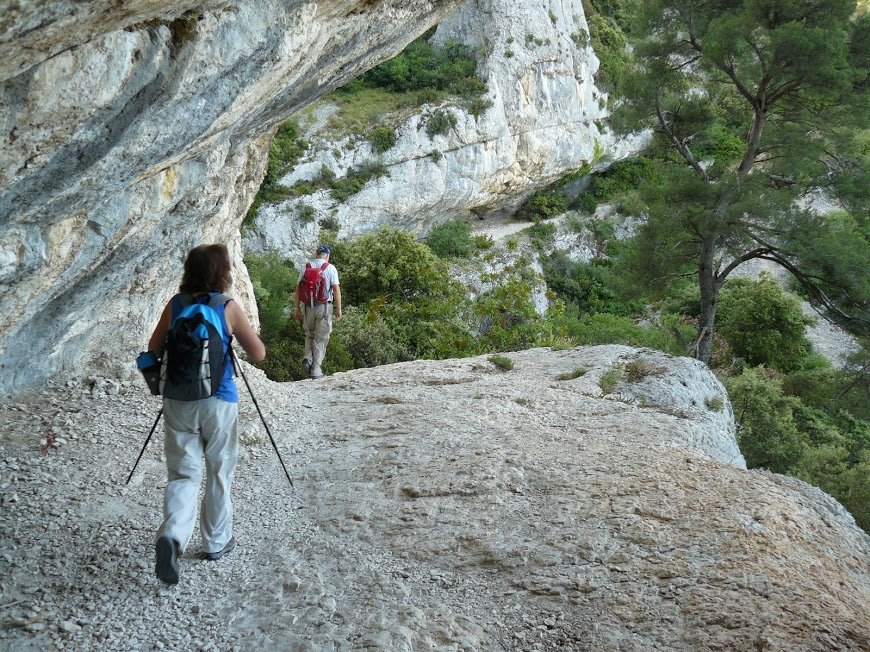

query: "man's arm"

left=293, top=284, right=302, bottom=322
left=332, top=284, right=342, bottom=321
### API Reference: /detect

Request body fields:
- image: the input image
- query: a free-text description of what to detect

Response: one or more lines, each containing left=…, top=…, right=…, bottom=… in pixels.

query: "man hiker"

left=294, top=244, right=342, bottom=379
left=147, top=244, right=266, bottom=585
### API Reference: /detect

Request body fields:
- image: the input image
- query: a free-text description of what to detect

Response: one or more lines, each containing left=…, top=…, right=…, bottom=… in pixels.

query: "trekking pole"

left=231, top=349, right=294, bottom=488
left=125, top=408, right=163, bottom=485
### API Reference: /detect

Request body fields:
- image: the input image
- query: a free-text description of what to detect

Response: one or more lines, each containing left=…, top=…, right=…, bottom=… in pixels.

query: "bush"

left=369, top=126, right=397, bottom=153
left=560, top=310, right=686, bottom=355
left=717, top=274, right=815, bottom=372
left=330, top=162, right=390, bottom=202
left=527, top=190, right=568, bottom=220
left=246, top=119, right=309, bottom=223
left=488, top=354, right=514, bottom=370
left=426, top=219, right=474, bottom=258
left=335, top=226, right=452, bottom=306
left=426, top=109, right=457, bottom=138
left=244, top=252, right=298, bottom=341
left=725, top=367, right=807, bottom=473
left=332, top=306, right=409, bottom=368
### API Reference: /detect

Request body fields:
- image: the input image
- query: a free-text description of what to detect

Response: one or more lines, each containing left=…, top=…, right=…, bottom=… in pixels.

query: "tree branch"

left=655, top=97, right=710, bottom=182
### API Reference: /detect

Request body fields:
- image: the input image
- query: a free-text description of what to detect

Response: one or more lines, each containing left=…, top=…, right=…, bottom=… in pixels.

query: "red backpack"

left=298, top=262, right=331, bottom=306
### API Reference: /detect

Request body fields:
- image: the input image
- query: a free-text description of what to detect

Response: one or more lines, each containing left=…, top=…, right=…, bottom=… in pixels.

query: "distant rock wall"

left=246, top=0, right=642, bottom=265
left=0, top=0, right=463, bottom=393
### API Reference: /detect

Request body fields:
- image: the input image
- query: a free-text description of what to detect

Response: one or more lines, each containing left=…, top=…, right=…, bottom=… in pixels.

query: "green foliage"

left=332, top=306, right=409, bottom=369
left=488, top=354, right=514, bottom=371
left=298, top=204, right=316, bottom=223
left=330, top=162, right=390, bottom=202
left=467, top=97, right=494, bottom=119
left=542, top=253, right=640, bottom=317
left=717, top=274, right=815, bottom=372
left=244, top=252, right=297, bottom=342
left=358, top=37, right=483, bottom=98
left=426, top=219, right=475, bottom=259
left=786, top=211, right=870, bottom=339
left=557, top=368, right=587, bottom=381
left=558, top=308, right=690, bottom=356
left=623, top=359, right=662, bottom=382
left=582, top=0, right=629, bottom=91
left=599, top=366, right=622, bottom=394
left=335, top=227, right=452, bottom=306
left=369, top=126, right=397, bottom=153
left=727, top=368, right=808, bottom=474
left=526, top=190, right=568, bottom=221
left=426, top=109, right=458, bottom=138
left=246, top=120, right=309, bottom=224
left=726, top=366, right=870, bottom=532
left=611, top=0, right=870, bottom=362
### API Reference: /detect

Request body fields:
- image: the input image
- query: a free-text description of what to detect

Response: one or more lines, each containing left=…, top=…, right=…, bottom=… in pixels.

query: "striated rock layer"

left=0, top=0, right=463, bottom=393
left=2, top=347, right=869, bottom=651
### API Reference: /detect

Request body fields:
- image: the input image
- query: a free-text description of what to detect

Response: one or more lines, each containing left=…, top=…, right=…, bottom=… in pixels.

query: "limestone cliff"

left=0, top=0, right=463, bottom=393
left=246, top=0, right=642, bottom=264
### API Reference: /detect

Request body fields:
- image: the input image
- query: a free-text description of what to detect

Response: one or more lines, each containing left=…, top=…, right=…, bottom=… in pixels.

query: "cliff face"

left=246, top=0, right=644, bottom=264
left=0, top=0, right=462, bottom=393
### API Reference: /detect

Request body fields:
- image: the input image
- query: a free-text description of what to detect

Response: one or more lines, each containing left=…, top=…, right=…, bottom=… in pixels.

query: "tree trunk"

left=697, top=235, right=718, bottom=365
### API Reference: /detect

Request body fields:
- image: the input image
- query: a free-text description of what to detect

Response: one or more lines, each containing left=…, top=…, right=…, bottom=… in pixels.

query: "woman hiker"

left=147, top=244, right=266, bottom=585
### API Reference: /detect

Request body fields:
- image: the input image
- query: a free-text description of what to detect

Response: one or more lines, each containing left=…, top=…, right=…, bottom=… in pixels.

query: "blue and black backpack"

left=159, top=293, right=232, bottom=401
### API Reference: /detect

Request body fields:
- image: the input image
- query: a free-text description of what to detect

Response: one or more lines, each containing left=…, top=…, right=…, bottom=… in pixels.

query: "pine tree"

left=615, top=0, right=870, bottom=363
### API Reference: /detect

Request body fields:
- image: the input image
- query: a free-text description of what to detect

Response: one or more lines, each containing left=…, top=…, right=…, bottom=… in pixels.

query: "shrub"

left=488, top=354, right=514, bottom=370
left=298, top=204, right=316, bottom=223
left=568, top=192, right=598, bottom=214
left=426, top=219, right=474, bottom=258
left=426, top=109, right=457, bottom=138
left=336, top=226, right=451, bottom=306
left=725, top=367, right=807, bottom=474
left=246, top=119, right=309, bottom=223
left=527, top=190, right=568, bottom=220
left=717, top=274, right=815, bottom=372
left=369, top=126, right=397, bottom=153
left=557, top=368, right=587, bottom=381
left=333, top=306, right=409, bottom=368
left=468, top=97, right=494, bottom=119
left=330, top=162, right=390, bottom=202
left=623, top=359, right=663, bottom=382
left=244, top=252, right=298, bottom=341
left=599, top=366, right=622, bottom=394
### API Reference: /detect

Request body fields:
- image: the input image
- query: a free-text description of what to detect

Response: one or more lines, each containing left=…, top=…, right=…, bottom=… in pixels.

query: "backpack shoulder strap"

left=207, top=293, right=232, bottom=309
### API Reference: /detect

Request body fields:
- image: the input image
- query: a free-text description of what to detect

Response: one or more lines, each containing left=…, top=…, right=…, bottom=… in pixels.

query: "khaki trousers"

left=156, top=396, right=238, bottom=554
left=302, top=302, right=333, bottom=375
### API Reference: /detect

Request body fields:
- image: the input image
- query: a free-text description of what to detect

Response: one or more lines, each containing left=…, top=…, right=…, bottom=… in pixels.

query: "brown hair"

left=179, top=244, right=233, bottom=294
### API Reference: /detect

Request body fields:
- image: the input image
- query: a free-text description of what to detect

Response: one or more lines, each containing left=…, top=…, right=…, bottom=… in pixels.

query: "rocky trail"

left=2, top=346, right=869, bottom=652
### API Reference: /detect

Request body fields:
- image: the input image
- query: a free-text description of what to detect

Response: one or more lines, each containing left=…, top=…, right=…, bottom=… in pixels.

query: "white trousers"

left=302, top=302, right=333, bottom=374
left=156, top=397, right=238, bottom=554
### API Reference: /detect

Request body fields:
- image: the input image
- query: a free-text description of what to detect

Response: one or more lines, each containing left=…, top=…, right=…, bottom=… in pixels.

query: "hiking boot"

left=310, top=367, right=324, bottom=379
left=155, top=536, right=180, bottom=585
left=302, top=358, right=311, bottom=375
left=202, top=537, right=235, bottom=561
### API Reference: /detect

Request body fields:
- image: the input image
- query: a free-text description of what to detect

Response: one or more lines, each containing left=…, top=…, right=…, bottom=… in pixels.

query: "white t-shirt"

left=297, top=259, right=340, bottom=302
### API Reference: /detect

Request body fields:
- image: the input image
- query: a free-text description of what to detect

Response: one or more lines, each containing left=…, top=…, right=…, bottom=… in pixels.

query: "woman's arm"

left=147, top=301, right=173, bottom=355
left=225, top=300, right=266, bottom=361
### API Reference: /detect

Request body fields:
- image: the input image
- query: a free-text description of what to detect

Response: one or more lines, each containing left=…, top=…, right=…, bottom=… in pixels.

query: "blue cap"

left=316, top=244, right=331, bottom=254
